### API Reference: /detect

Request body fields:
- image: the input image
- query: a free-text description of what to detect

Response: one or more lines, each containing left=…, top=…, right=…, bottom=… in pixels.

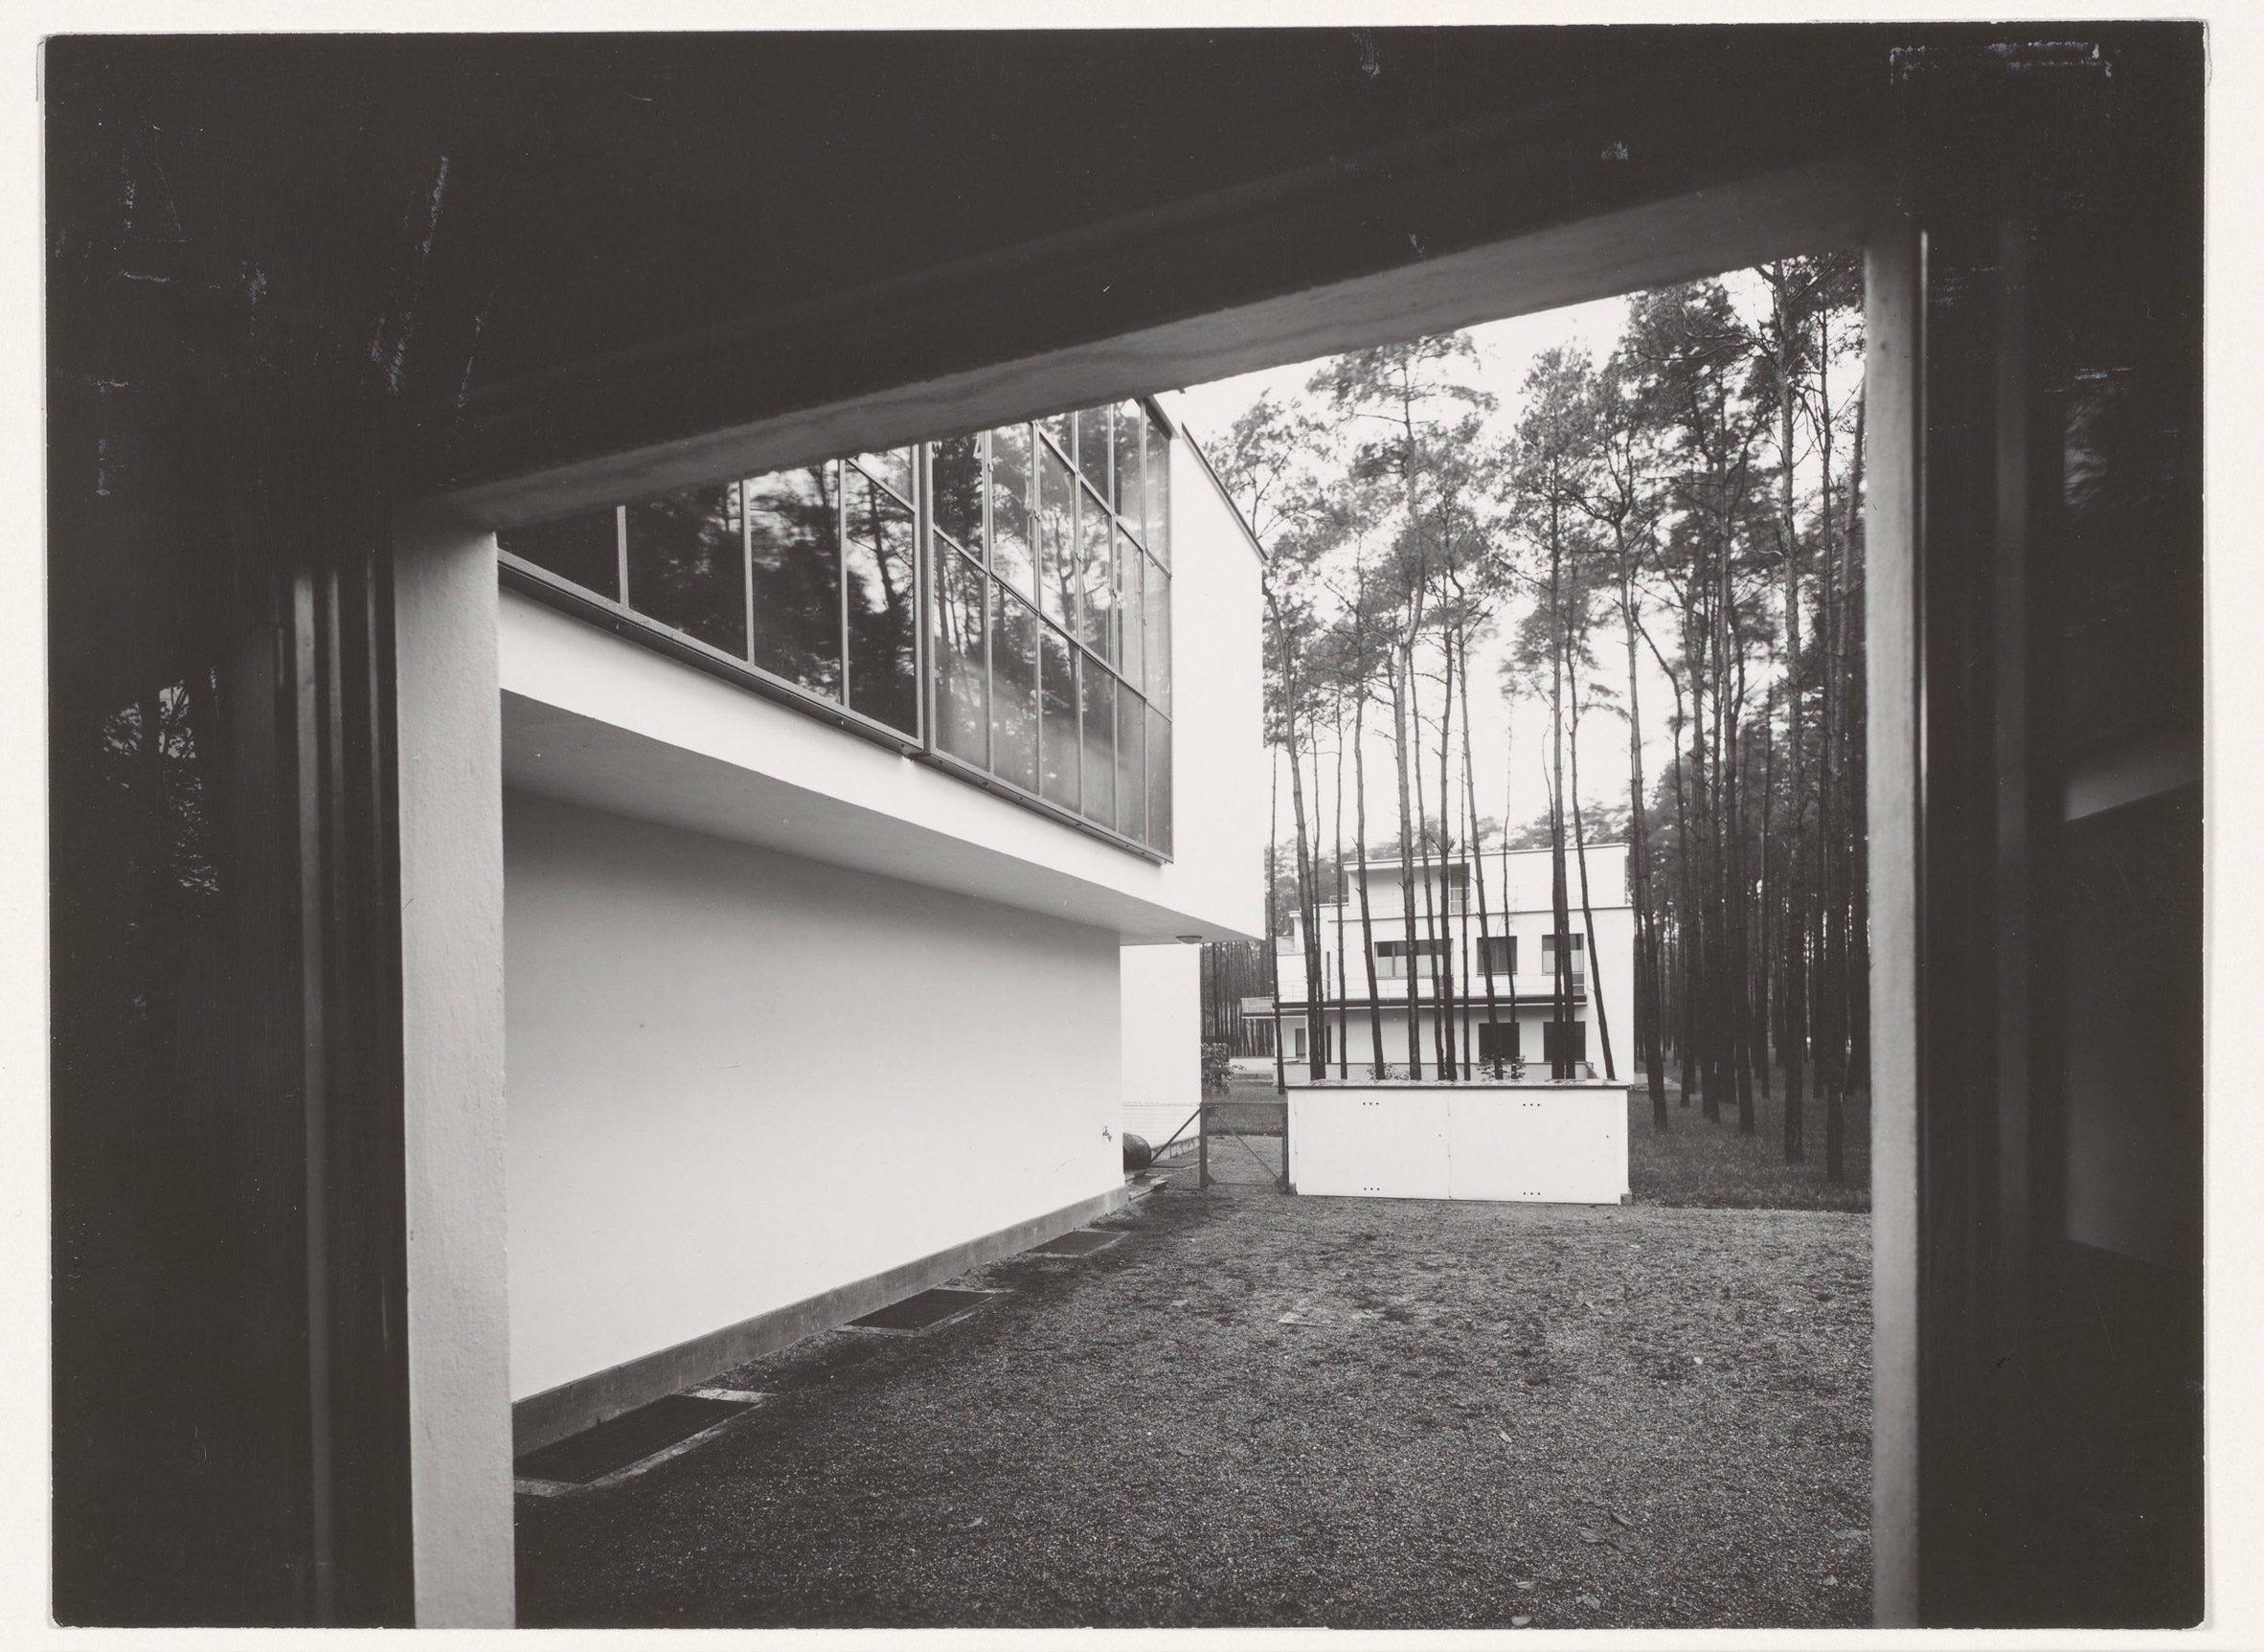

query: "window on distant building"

left=1542, top=1020, right=1588, bottom=1064
left=1477, top=1020, right=1520, bottom=1063
left=1540, top=932, right=1586, bottom=984
left=1478, top=935, right=1515, bottom=977
left=496, top=398, right=1174, bottom=857
left=1372, top=938, right=1449, bottom=979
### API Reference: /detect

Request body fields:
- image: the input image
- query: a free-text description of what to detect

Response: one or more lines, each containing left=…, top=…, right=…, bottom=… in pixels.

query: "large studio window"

left=496, top=397, right=1175, bottom=856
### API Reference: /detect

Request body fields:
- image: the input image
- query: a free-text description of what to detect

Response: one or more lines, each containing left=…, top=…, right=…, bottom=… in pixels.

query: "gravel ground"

left=518, top=1184, right=1871, bottom=1629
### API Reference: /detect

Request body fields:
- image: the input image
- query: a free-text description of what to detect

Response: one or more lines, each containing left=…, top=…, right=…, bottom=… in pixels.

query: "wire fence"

left=1197, top=1095, right=1287, bottom=1191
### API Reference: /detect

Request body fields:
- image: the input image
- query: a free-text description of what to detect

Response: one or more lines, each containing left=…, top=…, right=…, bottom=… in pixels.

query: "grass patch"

left=1628, top=1070, right=1870, bottom=1212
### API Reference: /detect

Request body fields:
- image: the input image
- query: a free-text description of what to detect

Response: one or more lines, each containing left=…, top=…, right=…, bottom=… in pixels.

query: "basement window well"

left=498, top=398, right=1176, bottom=857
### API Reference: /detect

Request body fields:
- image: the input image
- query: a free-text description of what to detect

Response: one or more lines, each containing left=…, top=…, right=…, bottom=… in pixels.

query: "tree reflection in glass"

left=1118, top=528, right=1144, bottom=691
left=934, top=545, right=987, bottom=766
left=1113, top=400, right=1144, bottom=531
left=990, top=581, right=1040, bottom=794
left=845, top=463, right=919, bottom=735
left=1039, top=622, right=1078, bottom=813
left=1144, top=554, right=1170, bottom=714
left=1144, top=410, right=1170, bottom=565
left=624, top=483, right=747, bottom=656
left=499, top=507, right=620, bottom=600
left=747, top=464, right=843, bottom=701
left=1080, top=663, right=1115, bottom=826
left=859, top=445, right=915, bottom=504
left=1147, top=705, right=1172, bottom=855
left=1037, top=445, right=1077, bottom=634
left=1077, top=482, right=1113, bottom=665
left=1115, top=681, right=1144, bottom=842
left=932, top=433, right=985, bottom=560
left=1076, top=404, right=1111, bottom=495
left=989, top=422, right=1034, bottom=599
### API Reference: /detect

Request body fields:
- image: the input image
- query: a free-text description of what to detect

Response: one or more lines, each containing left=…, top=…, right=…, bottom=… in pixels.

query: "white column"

left=394, top=504, right=514, bottom=1626
left=1865, top=207, right=1922, bottom=1631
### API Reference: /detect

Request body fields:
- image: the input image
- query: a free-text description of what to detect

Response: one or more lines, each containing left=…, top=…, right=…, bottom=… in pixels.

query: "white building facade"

left=1269, top=844, right=1638, bottom=1080
left=395, top=397, right=1264, bottom=1553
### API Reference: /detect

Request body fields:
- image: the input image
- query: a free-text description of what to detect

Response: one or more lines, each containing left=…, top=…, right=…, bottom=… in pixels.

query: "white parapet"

left=1286, top=1080, right=1630, bottom=1205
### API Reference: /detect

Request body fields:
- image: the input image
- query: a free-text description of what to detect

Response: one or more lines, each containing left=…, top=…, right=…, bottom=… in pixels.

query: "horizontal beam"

left=432, top=150, right=1883, bottom=529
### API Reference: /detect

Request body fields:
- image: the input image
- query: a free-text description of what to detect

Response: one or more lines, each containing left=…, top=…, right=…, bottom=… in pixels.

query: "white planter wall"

left=1287, top=1082, right=1630, bottom=1204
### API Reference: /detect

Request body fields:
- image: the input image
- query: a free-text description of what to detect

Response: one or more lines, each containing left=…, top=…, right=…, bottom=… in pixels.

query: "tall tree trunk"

left=1548, top=505, right=1574, bottom=1080
left=1352, top=687, right=1387, bottom=1077
left=1731, top=645, right=1756, bottom=1136
left=1332, top=694, right=1349, bottom=1080
left=1684, top=603, right=1716, bottom=1122
left=1410, top=657, right=1448, bottom=1078
left=1620, top=576, right=1668, bottom=1129
left=1269, top=760, right=1286, bottom=1095
left=1756, top=679, right=1778, bottom=1106
left=1436, top=629, right=1462, bottom=1079
left=1504, top=728, right=1525, bottom=1074
left=1389, top=648, right=1424, bottom=1078
left=1775, top=281, right=1810, bottom=1163
left=1460, top=635, right=1506, bottom=1075
left=1566, top=651, right=1616, bottom=1080
left=1284, top=706, right=1324, bottom=1083
left=1667, top=690, right=1696, bottom=1105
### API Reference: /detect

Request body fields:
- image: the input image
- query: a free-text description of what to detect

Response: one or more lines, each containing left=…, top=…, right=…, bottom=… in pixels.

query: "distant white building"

left=1264, top=842, right=1638, bottom=1079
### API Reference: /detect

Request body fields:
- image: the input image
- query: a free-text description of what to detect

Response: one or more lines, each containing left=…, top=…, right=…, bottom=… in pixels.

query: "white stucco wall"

left=505, top=789, right=1123, bottom=1401
left=1120, top=943, right=1200, bottom=1152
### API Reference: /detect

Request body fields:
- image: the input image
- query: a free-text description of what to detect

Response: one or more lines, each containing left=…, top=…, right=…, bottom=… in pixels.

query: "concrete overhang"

left=500, top=589, right=1260, bottom=946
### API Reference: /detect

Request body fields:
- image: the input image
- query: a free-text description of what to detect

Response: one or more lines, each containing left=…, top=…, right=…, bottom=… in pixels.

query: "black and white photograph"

left=12, top=7, right=2251, bottom=1643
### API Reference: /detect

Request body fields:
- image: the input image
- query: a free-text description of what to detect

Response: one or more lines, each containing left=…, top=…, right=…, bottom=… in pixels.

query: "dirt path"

left=517, top=1183, right=1871, bottom=1629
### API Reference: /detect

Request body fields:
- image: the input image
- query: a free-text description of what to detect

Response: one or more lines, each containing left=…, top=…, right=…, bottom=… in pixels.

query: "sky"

left=1157, top=267, right=1820, bottom=865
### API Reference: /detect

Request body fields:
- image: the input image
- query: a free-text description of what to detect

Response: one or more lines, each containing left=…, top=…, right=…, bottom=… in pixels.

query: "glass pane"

left=989, top=422, right=1034, bottom=598
left=1080, top=662, right=1115, bottom=826
left=1113, top=400, right=1144, bottom=530
left=989, top=580, right=1040, bottom=793
left=1039, top=622, right=1078, bottom=812
left=1144, top=554, right=1170, bottom=713
left=1143, top=412, right=1170, bottom=565
left=746, top=464, right=843, bottom=701
left=1075, top=404, right=1111, bottom=494
left=855, top=447, right=914, bottom=504
left=1146, top=706, right=1172, bottom=854
left=934, top=546, right=987, bottom=766
left=1118, top=528, right=1144, bottom=690
left=1077, top=482, right=1113, bottom=664
left=623, top=483, right=746, bottom=656
left=844, top=467, right=919, bottom=735
left=931, top=433, right=984, bottom=558
left=1038, top=409, right=1073, bottom=462
left=1116, top=678, right=1143, bottom=842
left=1037, top=445, right=1078, bottom=633
left=499, top=507, right=619, bottom=600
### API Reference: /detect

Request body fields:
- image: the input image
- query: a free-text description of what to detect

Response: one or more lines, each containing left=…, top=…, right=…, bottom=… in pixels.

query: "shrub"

left=1200, top=1041, right=1234, bottom=1097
